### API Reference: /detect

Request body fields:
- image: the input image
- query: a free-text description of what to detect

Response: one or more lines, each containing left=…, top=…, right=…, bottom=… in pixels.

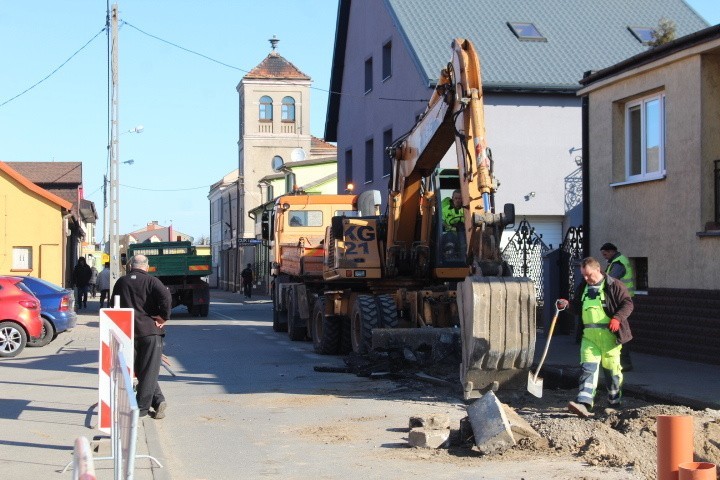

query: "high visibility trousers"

left=576, top=329, right=623, bottom=408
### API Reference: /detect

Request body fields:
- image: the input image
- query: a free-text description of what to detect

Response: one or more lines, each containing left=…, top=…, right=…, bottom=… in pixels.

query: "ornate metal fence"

left=559, top=225, right=583, bottom=301
left=502, top=219, right=550, bottom=307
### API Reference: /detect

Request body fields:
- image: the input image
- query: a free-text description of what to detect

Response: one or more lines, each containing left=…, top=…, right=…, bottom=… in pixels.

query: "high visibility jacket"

left=606, top=254, right=635, bottom=296
left=441, top=197, right=464, bottom=230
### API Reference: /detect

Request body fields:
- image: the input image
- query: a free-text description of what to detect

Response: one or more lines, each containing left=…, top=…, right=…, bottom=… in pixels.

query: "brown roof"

left=0, top=161, right=73, bottom=210
left=244, top=52, right=310, bottom=80
left=7, top=161, right=83, bottom=207
left=310, top=136, right=337, bottom=155
left=7, top=162, right=82, bottom=184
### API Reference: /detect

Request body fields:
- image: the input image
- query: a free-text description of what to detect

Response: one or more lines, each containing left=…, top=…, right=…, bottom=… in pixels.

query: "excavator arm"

left=387, top=38, right=535, bottom=399
left=387, top=38, right=514, bottom=277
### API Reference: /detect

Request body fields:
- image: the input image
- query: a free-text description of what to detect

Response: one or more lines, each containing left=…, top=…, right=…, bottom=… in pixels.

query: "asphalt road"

left=0, top=291, right=638, bottom=479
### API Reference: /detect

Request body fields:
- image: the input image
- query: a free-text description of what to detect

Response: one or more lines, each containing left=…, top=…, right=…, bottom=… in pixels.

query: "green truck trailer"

left=126, top=241, right=211, bottom=317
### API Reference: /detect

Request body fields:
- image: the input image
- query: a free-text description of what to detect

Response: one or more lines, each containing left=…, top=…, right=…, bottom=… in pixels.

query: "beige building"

left=578, top=24, right=720, bottom=363
left=208, top=39, right=338, bottom=292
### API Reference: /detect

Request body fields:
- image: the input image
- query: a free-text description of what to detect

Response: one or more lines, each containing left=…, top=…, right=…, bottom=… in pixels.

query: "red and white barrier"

left=98, top=307, right=134, bottom=433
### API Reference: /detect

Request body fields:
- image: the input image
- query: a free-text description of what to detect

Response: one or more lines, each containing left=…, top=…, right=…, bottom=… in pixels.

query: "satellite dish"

left=290, top=148, right=307, bottom=162
left=271, top=155, right=285, bottom=172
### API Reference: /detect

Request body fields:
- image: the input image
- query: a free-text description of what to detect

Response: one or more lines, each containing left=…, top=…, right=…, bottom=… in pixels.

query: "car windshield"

left=23, top=277, right=64, bottom=295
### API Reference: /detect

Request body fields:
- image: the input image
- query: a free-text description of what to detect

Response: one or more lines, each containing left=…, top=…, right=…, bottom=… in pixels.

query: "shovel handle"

left=532, top=300, right=568, bottom=382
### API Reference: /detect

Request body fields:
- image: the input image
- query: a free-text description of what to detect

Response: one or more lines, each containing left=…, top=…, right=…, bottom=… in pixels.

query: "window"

left=628, top=26, right=654, bottom=45
left=625, top=93, right=665, bottom=182
left=345, top=149, right=353, bottom=189
left=365, top=138, right=374, bottom=183
left=382, top=41, right=392, bottom=80
left=508, top=22, right=546, bottom=42
left=259, top=95, right=273, bottom=121
left=12, top=247, right=32, bottom=270
left=281, top=96, right=295, bottom=122
left=364, top=57, right=373, bottom=94
left=288, top=211, right=323, bottom=227
left=382, top=128, right=393, bottom=177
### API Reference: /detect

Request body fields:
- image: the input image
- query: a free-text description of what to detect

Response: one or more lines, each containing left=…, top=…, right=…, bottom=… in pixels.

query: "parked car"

left=0, top=276, right=42, bottom=357
left=20, top=276, right=77, bottom=347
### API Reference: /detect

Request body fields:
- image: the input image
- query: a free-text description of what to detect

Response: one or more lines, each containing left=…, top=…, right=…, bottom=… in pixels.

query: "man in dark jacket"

left=111, top=254, right=172, bottom=419
left=559, top=257, right=633, bottom=418
left=241, top=263, right=253, bottom=299
left=72, top=257, right=92, bottom=309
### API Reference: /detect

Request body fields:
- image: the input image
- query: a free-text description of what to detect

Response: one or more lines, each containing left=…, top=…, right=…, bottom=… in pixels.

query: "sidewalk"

left=535, top=331, right=720, bottom=410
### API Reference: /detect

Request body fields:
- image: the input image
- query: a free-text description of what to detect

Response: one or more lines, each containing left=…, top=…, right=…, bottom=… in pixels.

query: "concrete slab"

left=467, top=391, right=515, bottom=454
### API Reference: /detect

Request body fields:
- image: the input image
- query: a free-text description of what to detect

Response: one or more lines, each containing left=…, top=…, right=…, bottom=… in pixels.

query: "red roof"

left=244, top=52, right=310, bottom=80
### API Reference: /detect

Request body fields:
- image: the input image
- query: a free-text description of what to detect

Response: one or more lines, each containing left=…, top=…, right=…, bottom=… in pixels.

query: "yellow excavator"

left=270, top=38, right=536, bottom=399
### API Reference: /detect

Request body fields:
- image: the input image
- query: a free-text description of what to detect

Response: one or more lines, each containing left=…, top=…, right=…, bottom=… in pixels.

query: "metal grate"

left=502, top=218, right=550, bottom=306
left=715, top=160, right=720, bottom=223
left=560, top=225, right=584, bottom=301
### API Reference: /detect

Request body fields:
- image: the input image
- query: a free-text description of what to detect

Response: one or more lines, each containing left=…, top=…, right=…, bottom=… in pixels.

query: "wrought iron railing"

left=502, top=219, right=550, bottom=306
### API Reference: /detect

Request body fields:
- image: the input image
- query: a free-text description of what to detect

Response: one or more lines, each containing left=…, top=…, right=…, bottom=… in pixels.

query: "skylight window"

left=508, top=22, right=546, bottom=42
left=628, top=26, right=655, bottom=44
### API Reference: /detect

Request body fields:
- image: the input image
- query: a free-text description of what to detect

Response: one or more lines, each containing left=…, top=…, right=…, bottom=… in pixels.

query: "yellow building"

left=0, top=161, right=72, bottom=285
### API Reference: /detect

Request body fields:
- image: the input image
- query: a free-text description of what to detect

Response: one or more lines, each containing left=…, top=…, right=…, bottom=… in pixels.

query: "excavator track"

left=457, top=276, right=536, bottom=399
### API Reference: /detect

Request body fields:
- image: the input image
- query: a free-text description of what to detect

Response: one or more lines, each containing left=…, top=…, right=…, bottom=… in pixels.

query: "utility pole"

left=108, top=3, right=121, bottom=291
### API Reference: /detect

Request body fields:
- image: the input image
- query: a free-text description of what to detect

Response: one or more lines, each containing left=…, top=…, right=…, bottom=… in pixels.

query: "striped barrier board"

left=98, top=308, right=134, bottom=433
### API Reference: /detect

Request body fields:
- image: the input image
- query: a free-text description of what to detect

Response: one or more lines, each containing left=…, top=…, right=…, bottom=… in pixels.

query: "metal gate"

left=559, top=225, right=583, bottom=301
left=502, top=219, right=550, bottom=307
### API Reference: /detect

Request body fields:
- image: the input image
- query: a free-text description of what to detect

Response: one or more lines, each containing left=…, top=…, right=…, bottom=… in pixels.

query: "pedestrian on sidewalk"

left=97, top=262, right=111, bottom=308
left=559, top=257, right=633, bottom=418
left=71, top=257, right=92, bottom=310
left=241, top=263, right=254, bottom=299
left=111, top=254, right=172, bottom=419
left=600, top=242, right=635, bottom=371
left=89, top=264, right=98, bottom=298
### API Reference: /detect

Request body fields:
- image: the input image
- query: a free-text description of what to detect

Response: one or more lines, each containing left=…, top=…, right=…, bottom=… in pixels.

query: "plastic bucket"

left=678, top=462, right=717, bottom=480
left=657, top=415, right=694, bottom=480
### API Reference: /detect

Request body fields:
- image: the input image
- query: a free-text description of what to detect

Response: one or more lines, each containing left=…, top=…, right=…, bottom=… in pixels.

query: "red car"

left=0, top=276, right=42, bottom=357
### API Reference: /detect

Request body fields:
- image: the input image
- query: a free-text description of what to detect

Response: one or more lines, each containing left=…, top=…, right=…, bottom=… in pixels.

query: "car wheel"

left=27, top=318, right=55, bottom=347
left=0, top=321, right=28, bottom=358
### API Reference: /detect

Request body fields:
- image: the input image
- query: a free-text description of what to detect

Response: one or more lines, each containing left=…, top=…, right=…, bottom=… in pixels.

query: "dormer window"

left=508, top=22, right=546, bottom=42
left=628, top=26, right=655, bottom=45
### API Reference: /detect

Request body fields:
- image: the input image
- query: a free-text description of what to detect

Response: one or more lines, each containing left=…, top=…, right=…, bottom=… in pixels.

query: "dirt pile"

left=497, top=390, right=720, bottom=480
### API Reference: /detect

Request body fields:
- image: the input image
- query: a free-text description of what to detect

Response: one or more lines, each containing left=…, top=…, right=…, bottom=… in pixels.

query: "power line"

left=120, top=183, right=211, bottom=192
left=121, top=20, right=427, bottom=104
left=0, top=27, right=106, bottom=108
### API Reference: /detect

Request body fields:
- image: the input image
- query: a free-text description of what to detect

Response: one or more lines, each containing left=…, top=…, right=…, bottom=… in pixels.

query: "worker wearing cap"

left=600, top=243, right=635, bottom=371
left=559, top=257, right=633, bottom=418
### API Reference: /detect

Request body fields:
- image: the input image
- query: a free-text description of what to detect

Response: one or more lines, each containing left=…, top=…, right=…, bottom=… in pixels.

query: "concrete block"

left=466, top=391, right=515, bottom=454
left=408, top=427, right=450, bottom=449
left=408, top=413, right=451, bottom=430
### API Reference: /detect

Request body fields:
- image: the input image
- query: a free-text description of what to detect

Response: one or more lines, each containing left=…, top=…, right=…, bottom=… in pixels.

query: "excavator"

left=270, top=38, right=536, bottom=399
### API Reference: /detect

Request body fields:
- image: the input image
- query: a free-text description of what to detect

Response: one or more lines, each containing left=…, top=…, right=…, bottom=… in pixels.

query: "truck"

left=267, top=38, right=535, bottom=399
left=126, top=241, right=211, bottom=317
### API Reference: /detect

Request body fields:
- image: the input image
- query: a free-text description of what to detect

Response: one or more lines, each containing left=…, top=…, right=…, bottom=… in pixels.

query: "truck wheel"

left=339, top=316, right=352, bottom=355
left=350, top=295, right=379, bottom=354
left=272, top=296, right=288, bottom=332
left=0, top=321, right=27, bottom=358
left=287, top=289, right=306, bottom=341
left=376, top=295, right=398, bottom=328
left=312, top=299, right=340, bottom=355
left=200, top=305, right=209, bottom=317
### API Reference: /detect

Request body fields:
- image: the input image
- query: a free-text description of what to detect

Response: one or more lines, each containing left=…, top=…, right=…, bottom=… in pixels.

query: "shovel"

left=528, top=299, right=567, bottom=398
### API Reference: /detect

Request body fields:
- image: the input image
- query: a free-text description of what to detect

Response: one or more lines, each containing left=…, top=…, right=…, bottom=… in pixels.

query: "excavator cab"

left=432, top=168, right=467, bottom=269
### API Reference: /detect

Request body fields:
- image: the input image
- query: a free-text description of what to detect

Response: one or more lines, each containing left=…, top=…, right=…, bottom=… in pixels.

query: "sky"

left=1, top=1, right=718, bottom=242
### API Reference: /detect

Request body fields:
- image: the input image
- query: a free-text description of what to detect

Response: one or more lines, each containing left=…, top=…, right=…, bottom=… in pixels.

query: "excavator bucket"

left=457, top=276, right=536, bottom=400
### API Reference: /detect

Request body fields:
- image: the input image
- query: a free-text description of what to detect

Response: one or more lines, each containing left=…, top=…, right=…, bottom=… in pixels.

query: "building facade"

left=0, top=162, right=72, bottom=286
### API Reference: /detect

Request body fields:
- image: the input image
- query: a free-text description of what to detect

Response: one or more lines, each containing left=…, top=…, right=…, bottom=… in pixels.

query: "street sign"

left=237, top=238, right=261, bottom=247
